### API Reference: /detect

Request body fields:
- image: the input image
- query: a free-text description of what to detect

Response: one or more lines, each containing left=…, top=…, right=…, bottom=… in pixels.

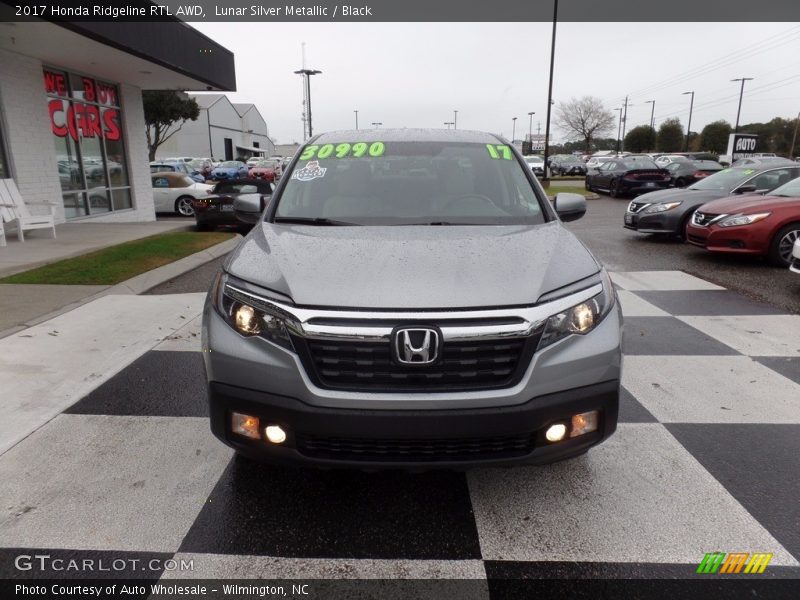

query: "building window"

left=44, top=68, right=131, bottom=219
left=0, top=117, right=9, bottom=179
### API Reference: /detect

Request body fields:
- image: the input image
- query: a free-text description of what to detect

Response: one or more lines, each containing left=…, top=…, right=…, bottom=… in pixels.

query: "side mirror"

left=553, top=192, right=587, bottom=222
left=233, top=193, right=265, bottom=224
left=735, top=183, right=757, bottom=194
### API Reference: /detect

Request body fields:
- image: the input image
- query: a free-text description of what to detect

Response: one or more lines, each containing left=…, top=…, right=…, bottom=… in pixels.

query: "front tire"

left=609, top=180, right=620, bottom=198
left=175, top=196, right=195, bottom=217
left=769, top=222, right=800, bottom=267
left=675, top=177, right=687, bottom=188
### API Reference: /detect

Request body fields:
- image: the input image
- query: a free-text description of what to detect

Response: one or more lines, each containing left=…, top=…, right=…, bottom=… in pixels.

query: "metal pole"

left=512, top=117, right=517, bottom=142
left=354, top=110, right=359, bottom=130
left=648, top=101, right=655, bottom=129
left=454, top=110, right=458, bottom=130
left=543, top=0, right=558, bottom=180
left=731, top=77, right=753, bottom=134
left=615, top=108, right=622, bottom=154
left=683, top=91, right=694, bottom=151
left=528, top=111, right=535, bottom=141
left=791, top=111, right=800, bottom=159
left=306, top=76, right=313, bottom=137
left=621, top=96, right=629, bottom=152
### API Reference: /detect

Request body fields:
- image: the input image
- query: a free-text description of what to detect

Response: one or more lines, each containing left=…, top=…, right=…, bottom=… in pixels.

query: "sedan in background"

left=524, top=155, right=545, bottom=177
left=686, top=176, right=800, bottom=267
left=193, top=178, right=273, bottom=231
left=585, top=156, right=614, bottom=170
left=189, top=158, right=214, bottom=178
left=624, top=164, right=800, bottom=239
left=248, top=159, right=282, bottom=182
left=549, top=154, right=587, bottom=176
left=586, top=157, right=670, bottom=198
left=151, top=172, right=213, bottom=216
left=665, top=160, right=724, bottom=188
left=210, top=161, right=249, bottom=181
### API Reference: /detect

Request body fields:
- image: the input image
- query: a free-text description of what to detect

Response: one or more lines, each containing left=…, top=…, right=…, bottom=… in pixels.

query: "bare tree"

left=555, top=97, right=616, bottom=153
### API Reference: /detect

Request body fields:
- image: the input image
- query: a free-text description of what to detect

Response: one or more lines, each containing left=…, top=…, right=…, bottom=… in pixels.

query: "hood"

left=224, top=222, right=600, bottom=309
left=636, top=187, right=730, bottom=208
left=698, top=194, right=800, bottom=214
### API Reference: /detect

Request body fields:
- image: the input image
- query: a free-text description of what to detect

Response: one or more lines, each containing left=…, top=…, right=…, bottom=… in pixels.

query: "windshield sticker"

left=299, top=142, right=385, bottom=161
left=486, top=144, right=512, bottom=160
left=292, top=161, right=327, bottom=182
left=743, top=169, right=754, bottom=175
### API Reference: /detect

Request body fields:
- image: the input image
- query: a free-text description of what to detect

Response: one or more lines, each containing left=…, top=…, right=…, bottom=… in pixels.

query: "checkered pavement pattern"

left=1, top=271, right=799, bottom=590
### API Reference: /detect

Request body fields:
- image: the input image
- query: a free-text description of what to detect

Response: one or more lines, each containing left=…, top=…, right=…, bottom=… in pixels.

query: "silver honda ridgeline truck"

left=202, top=129, right=622, bottom=468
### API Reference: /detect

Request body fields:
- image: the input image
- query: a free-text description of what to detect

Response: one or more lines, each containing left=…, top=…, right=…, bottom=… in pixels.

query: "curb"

left=0, top=235, right=241, bottom=339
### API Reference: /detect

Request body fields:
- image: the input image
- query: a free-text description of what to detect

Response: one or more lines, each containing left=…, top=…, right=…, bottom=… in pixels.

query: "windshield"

left=272, top=140, right=547, bottom=225
left=771, top=176, right=800, bottom=197
left=560, top=156, right=581, bottom=163
left=221, top=161, right=240, bottom=168
left=688, top=167, right=752, bottom=191
left=622, top=159, right=658, bottom=170
left=256, top=160, right=279, bottom=168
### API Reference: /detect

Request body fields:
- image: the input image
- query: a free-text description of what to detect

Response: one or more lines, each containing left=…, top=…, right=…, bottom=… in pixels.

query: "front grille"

left=296, top=432, right=536, bottom=462
left=627, top=201, right=649, bottom=213
left=294, top=336, right=537, bottom=392
left=693, top=211, right=718, bottom=227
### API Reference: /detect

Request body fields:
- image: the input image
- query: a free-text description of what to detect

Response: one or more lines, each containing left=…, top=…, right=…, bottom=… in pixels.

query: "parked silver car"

left=202, top=129, right=622, bottom=468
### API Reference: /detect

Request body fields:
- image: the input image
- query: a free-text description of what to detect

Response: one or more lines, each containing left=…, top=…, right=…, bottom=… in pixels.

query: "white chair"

left=0, top=178, right=57, bottom=242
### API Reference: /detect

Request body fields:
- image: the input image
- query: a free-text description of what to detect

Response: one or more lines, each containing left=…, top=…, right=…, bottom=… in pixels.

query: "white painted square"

left=468, top=424, right=799, bottom=564
left=679, top=315, right=800, bottom=357
left=153, top=315, right=203, bottom=352
left=622, top=355, right=800, bottom=423
left=0, top=415, right=232, bottom=552
left=617, top=291, right=670, bottom=317
left=610, top=271, right=724, bottom=291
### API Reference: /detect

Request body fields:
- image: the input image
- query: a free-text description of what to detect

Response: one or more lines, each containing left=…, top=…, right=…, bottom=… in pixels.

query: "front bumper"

left=209, top=379, right=619, bottom=468
left=686, top=223, right=769, bottom=256
left=623, top=207, right=682, bottom=234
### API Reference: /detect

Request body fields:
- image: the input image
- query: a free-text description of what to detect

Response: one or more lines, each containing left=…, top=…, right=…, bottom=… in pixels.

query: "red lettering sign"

left=82, top=77, right=96, bottom=102
left=43, top=71, right=67, bottom=96
left=48, top=101, right=122, bottom=142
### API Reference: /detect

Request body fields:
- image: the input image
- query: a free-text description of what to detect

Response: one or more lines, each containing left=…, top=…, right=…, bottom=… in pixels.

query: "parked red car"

left=248, top=159, right=281, bottom=182
left=686, top=176, right=800, bottom=266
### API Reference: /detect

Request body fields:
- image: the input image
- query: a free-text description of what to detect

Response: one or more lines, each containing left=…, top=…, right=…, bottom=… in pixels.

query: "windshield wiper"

left=273, top=217, right=359, bottom=226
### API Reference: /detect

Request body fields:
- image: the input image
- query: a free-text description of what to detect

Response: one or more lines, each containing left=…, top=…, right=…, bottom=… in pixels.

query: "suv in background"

left=550, top=154, right=588, bottom=176
left=202, top=129, right=622, bottom=468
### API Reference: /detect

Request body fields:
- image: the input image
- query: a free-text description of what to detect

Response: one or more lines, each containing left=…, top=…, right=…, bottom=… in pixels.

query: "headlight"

left=717, top=212, right=771, bottom=227
left=643, top=201, right=682, bottom=213
left=537, top=270, right=616, bottom=351
left=211, top=273, right=295, bottom=351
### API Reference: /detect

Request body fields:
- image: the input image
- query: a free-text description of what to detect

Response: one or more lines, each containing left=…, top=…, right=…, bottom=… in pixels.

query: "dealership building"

left=0, top=15, right=235, bottom=223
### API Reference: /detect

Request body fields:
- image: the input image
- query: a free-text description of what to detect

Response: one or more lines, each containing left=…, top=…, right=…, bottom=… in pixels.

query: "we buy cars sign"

left=725, top=133, right=759, bottom=163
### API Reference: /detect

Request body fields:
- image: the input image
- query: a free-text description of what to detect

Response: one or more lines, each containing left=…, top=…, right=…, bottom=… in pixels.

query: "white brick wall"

left=0, top=49, right=155, bottom=224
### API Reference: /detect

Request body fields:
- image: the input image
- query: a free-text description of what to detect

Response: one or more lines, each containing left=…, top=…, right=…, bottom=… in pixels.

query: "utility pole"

left=444, top=121, right=454, bottom=129
left=645, top=100, right=655, bottom=129
left=620, top=96, right=630, bottom=152
left=543, top=0, right=558, bottom=180
left=354, top=110, right=359, bottom=130
left=511, top=117, right=517, bottom=142
left=453, top=110, right=458, bottom=130
left=791, top=111, right=800, bottom=159
left=614, top=107, right=622, bottom=154
left=731, top=77, right=754, bottom=134
left=528, top=111, right=535, bottom=141
left=537, top=122, right=541, bottom=136
left=371, top=122, right=382, bottom=129
left=683, top=91, right=694, bottom=151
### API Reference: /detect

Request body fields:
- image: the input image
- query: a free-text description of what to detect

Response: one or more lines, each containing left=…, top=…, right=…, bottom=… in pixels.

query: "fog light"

left=545, top=423, right=567, bottom=443
left=231, top=412, right=260, bottom=439
left=265, top=425, right=287, bottom=444
left=570, top=411, right=599, bottom=438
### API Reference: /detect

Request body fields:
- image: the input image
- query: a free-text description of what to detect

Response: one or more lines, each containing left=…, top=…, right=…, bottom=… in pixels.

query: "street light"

left=543, top=0, right=558, bottom=181
left=528, top=111, right=535, bottom=141
left=682, top=91, right=694, bottom=151
left=511, top=117, right=518, bottom=142
left=644, top=100, right=655, bottom=129
left=293, top=68, right=322, bottom=139
left=453, top=110, right=458, bottom=130
left=354, top=110, right=359, bottom=130
left=443, top=121, right=455, bottom=129
left=731, top=77, right=754, bottom=134
left=371, top=122, right=382, bottom=129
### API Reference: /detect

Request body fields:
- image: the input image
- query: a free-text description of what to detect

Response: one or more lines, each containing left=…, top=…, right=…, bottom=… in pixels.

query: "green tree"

left=656, top=118, right=684, bottom=152
left=740, top=117, right=796, bottom=155
left=555, top=96, right=616, bottom=153
left=624, top=126, right=656, bottom=153
left=698, top=120, right=732, bottom=154
left=143, top=91, right=200, bottom=161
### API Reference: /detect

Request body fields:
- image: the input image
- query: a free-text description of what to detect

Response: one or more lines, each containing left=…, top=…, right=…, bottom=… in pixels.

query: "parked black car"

left=549, top=155, right=587, bottom=176
left=665, top=160, right=724, bottom=188
left=585, top=157, right=670, bottom=197
left=193, top=178, right=273, bottom=231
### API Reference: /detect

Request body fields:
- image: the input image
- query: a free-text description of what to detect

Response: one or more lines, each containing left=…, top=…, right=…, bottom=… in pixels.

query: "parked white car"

left=151, top=172, right=213, bottom=216
left=654, top=155, right=690, bottom=167
left=246, top=157, right=263, bottom=167
left=791, top=238, right=800, bottom=274
left=586, top=156, right=614, bottom=170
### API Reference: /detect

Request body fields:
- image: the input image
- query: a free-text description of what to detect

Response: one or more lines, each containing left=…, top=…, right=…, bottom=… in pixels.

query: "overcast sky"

left=192, top=21, right=800, bottom=145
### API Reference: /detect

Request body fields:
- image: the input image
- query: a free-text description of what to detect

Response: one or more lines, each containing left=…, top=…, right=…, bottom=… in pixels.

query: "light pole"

left=528, top=111, right=535, bottom=142
left=614, top=107, right=622, bottom=154
left=293, top=68, right=322, bottom=139
left=444, top=121, right=454, bottom=129
left=682, top=91, right=694, bottom=151
left=543, top=0, right=558, bottom=181
left=731, top=77, right=754, bottom=134
left=645, top=100, right=655, bottom=129
left=371, top=122, right=382, bottom=129
left=511, top=117, right=517, bottom=142
left=453, top=110, right=458, bottom=130
left=354, top=110, right=359, bottom=130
